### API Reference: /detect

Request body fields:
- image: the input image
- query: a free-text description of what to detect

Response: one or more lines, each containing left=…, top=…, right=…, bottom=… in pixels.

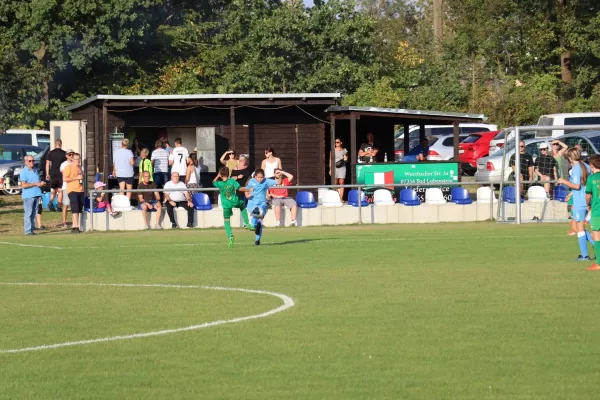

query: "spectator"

left=535, top=142, right=557, bottom=197
left=261, top=147, right=281, bottom=179
left=358, top=132, right=379, bottom=163
left=220, top=150, right=239, bottom=176
left=163, top=172, right=194, bottom=229
left=138, top=148, right=153, bottom=183
left=404, top=138, right=429, bottom=162
left=57, top=150, right=74, bottom=228
left=20, top=155, right=45, bottom=235
left=169, top=137, right=189, bottom=178
left=158, top=132, right=173, bottom=154
left=185, top=153, right=201, bottom=189
left=552, top=139, right=569, bottom=179
left=268, top=168, right=298, bottom=227
left=329, top=138, right=348, bottom=201
left=35, top=181, right=51, bottom=231
left=45, top=139, right=66, bottom=212
left=63, top=153, right=84, bottom=234
left=151, top=140, right=169, bottom=188
left=93, top=181, right=119, bottom=217
left=138, top=171, right=162, bottom=229
left=231, top=154, right=251, bottom=204
left=509, top=140, right=534, bottom=194
left=113, top=138, right=135, bottom=199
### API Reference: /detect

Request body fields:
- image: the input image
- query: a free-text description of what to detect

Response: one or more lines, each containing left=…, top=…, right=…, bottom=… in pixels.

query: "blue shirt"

left=407, top=145, right=429, bottom=156
left=20, top=167, right=42, bottom=199
left=246, top=178, right=277, bottom=204
left=571, top=162, right=591, bottom=209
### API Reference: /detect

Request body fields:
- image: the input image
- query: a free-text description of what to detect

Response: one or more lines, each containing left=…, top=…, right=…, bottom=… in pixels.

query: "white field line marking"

left=0, top=282, right=295, bottom=354
left=0, top=241, right=63, bottom=249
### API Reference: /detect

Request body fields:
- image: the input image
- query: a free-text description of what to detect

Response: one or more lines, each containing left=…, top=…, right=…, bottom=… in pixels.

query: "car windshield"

left=588, top=137, right=600, bottom=152
left=490, top=140, right=519, bottom=156
left=462, top=134, right=482, bottom=144
left=0, top=146, right=44, bottom=162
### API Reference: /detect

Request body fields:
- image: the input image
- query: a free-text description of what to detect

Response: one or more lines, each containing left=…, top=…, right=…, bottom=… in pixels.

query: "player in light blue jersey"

left=558, top=147, right=594, bottom=261
left=245, top=168, right=277, bottom=245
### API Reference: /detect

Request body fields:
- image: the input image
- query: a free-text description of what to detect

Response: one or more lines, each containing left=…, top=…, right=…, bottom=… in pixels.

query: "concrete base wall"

left=83, top=201, right=567, bottom=231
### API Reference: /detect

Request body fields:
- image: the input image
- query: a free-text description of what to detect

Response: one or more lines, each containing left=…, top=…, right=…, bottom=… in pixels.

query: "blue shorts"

left=571, top=207, right=587, bottom=222
left=248, top=202, right=267, bottom=218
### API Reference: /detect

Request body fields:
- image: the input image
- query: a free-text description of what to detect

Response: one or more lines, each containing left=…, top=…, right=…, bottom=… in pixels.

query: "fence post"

left=89, top=189, right=94, bottom=232
left=514, top=127, right=521, bottom=224
left=358, top=185, right=362, bottom=224
left=489, top=185, right=494, bottom=221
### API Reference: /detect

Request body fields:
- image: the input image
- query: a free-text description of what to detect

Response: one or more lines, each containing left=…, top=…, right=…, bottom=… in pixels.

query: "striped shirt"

left=151, top=148, right=170, bottom=173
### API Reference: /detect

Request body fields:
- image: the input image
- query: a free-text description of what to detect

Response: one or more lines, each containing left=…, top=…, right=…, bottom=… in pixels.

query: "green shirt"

left=213, top=178, right=241, bottom=208
left=585, top=172, right=600, bottom=217
left=139, top=158, right=153, bottom=181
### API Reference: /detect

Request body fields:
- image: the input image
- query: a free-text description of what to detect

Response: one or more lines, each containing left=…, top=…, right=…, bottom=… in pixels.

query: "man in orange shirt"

left=63, top=153, right=84, bottom=233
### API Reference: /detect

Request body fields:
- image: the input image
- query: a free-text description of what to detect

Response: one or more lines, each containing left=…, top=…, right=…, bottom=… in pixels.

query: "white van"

left=1, top=129, right=51, bottom=148
left=537, top=113, right=600, bottom=137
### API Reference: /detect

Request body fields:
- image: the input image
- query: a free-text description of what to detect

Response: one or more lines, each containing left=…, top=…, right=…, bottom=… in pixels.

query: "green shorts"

left=591, top=217, right=600, bottom=231
left=567, top=196, right=573, bottom=206
left=222, top=199, right=246, bottom=219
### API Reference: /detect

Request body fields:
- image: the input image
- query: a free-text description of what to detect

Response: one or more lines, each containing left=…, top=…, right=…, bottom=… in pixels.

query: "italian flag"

left=365, top=171, right=394, bottom=189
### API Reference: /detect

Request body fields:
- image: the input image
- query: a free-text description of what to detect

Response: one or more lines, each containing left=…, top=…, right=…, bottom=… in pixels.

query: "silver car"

left=475, top=138, right=551, bottom=184
left=489, top=129, right=536, bottom=154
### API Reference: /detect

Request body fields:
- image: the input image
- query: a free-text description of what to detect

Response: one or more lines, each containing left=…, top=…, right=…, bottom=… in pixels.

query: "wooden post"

left=419, top=123, right=426, bottom=142
left=295, top=124, right=300, bottom=184
left=453, top=121, right=461, bottom=178
left=350, top=113, right=357, bottom=183
left=330, top=114, right=336, bottom=185
left=102, top=103, right=109, bottom=181
left=403, top=124, right=410, bottom=156
left=230, top=106, right=236, bottom=151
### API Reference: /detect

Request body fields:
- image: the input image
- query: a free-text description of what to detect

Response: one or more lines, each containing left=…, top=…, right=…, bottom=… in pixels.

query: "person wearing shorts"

left=557, top=147, right=593, bottom=261
left=63, top=153, right=84, bottom=234
left=113, top=138, right=135, bottom=199
left=268, top=168, right=297, bottom=227
left=213, top=167, right=252, bottom=248
left=585, top=155, right=600, bottom=270
left=45, top=139, right=66, bottom=212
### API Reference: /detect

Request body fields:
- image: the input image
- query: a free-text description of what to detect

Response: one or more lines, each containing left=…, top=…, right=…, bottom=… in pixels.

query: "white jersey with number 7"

left=169, top=146, right=189, bottom=176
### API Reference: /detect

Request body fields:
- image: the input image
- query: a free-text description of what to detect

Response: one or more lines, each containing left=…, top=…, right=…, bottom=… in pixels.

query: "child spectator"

left=93, top=182, right=119, bottom=217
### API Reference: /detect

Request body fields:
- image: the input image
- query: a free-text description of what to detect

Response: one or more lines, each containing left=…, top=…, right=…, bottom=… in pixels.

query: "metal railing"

left=87, top=181, right=503, bottom=232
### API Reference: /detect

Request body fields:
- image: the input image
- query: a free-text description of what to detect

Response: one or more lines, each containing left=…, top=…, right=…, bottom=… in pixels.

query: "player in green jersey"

left=585, top=155, right=600, bottom=270
left=213, top=167, right=252, bottom=248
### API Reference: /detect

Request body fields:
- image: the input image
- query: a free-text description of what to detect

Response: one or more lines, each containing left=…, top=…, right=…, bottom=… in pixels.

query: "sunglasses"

left=520, top=146, right=525, bottom=148
left=26, top=160, right=34, bottom=163
left=335, top=141, right=341, bottom=144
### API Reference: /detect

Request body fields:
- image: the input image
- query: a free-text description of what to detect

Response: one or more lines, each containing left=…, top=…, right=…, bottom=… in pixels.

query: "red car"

left=458, top=130, right=500, bottom=175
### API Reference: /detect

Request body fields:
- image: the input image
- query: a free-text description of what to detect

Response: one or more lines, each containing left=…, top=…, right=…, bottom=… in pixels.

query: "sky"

left=304, top=0, right=314, bottom=6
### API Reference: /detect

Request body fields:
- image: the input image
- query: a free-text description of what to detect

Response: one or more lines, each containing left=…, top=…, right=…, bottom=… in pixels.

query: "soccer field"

left=1, top=223, right=599, bottom=399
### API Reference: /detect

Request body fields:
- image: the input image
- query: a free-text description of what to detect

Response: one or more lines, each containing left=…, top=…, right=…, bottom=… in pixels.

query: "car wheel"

left=2, top=188, right=22, bottom=195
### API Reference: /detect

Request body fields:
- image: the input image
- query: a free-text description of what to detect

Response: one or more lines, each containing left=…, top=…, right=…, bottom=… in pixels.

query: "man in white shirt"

left=150, top=139, right=170, bottom=188
left=164, top=172, right=194, bottom=228
left=169, top=138, right=189, bottom=177
left=113, top=138, right=135, bottom=199
left=57, top=150, right=74, bottom=228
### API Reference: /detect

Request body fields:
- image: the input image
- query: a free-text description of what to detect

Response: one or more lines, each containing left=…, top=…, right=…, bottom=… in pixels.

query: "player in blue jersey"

left=557, top=147, right=594, bottom=261
left=245, top=168, right=277, bottom=246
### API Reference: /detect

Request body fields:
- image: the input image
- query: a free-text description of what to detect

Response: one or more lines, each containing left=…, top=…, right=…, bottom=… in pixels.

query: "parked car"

left=489, top=129, right=536, bottom=153
left=554, top=130, right=600, bottom=159
left=0, top=145, right=46, bottom=195
left=458, top=131, right=499, bottom=175
left=394, top=124, right=497, bottom=160
left=1, top=129, right=51, bottom=148
left=474, top=138, right=551, bottom=184
left=536, top=112, right=600, bottom=137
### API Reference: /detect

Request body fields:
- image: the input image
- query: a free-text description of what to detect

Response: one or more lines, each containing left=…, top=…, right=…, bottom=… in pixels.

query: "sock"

left=595, top=240, right=600, bottom=263
left=586, top=230, right=594, bottom=245
left=241, top=209, right=249, bottom=226
left=578, top=231, right=589, bottom=258
left=255, top=221, right=263, bottom=241
left=251, top=216, right=258, bottom=227
left=224, top=219, right=232, bottom=238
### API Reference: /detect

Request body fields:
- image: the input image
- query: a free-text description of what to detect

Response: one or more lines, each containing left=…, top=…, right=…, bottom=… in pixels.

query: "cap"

left=539, top=143, right=548, bottom=149
left=66, top=149, right=75, bottom=154
left=94, top=181, right=106, bottom=189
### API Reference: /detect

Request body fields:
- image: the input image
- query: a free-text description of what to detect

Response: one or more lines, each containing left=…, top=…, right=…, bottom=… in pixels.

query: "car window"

left=522, top=132, right=536, bottom=140
left=538, top=116, right=554, bottom=126
left=428, top=137, right=439, bottom=146
left=462, top=134, right=482, bottom=144
left=37, top=134, right=51, bottom=148
left=430, top=127, right=454, bottom=135
left=565, top=117, right=600, bottom=126
left=525, top=143, right=541, bottom=158
left=0, top=149, right=22, bottom=161
left=394, top=140, right=403, bottom=150
left=588, top=137, right=600, bottom=152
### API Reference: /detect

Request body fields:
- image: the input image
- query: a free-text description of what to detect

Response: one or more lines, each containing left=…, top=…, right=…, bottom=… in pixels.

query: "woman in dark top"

left=231, top=154, right=251, bottom=204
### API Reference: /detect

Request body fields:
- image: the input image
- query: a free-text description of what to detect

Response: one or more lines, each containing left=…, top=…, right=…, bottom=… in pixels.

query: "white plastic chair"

left=425, top=188, right=446, bottom=205
left=526, top=186, right=548, bottom=203
left=321, top=190, right=343, bottom=208
left=111, top=194, right=132, bottom=212
left=317, top=188, right=330, bottom=205
left=477, top=186, right=497, bottom=203
left=373, top=189, right=395, bottom=206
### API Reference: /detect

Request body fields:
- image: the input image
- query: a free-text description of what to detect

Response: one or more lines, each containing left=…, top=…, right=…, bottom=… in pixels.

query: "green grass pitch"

left=1, top=223, right=600, bottom=399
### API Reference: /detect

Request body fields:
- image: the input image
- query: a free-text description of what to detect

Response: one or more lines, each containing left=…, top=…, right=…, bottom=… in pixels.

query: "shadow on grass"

left=0, top=209, right=23, bottom=215
left=263, top=239, right=325, bottom=246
